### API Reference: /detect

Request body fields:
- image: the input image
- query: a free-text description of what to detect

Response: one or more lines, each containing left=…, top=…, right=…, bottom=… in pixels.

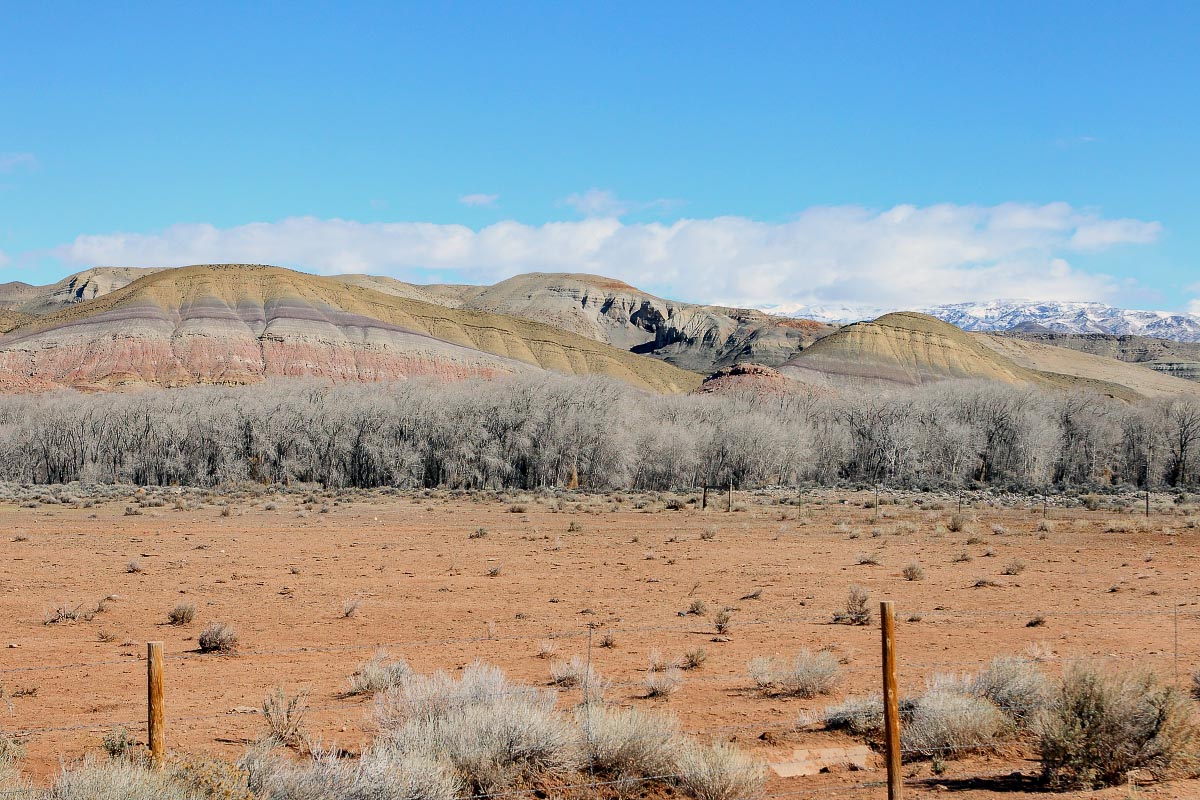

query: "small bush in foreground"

left=677, top=741, right=765, bottom=800
left=198, top=621, right=238, bottom=653
left=901, top=686, right=1009, bottom=761
left=1038, top=664, right=1200, bottom=789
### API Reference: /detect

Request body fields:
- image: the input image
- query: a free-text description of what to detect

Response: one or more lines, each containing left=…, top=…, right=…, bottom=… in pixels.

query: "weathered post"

left=147, top=641, right=165, bottom=764
left=880, top=602, right=901, bottom=800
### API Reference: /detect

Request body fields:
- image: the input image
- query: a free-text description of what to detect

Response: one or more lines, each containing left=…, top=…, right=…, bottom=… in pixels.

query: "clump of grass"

left=125, top=559, right=143, bottom=574
left=680, top=647, right=708, bottom=671
left=699, top=527, right=717, bottom=541
left=643, top=666, right=683, bottom=698
left=832, top=586, right=872, bottom=626
left=198, top=621, right=238, bottom=653
left=749, top=649, right=840, bottom=697
left=469, top=527, right=488, bottom=539
left=947, top=513, right=968, bottom=532
left=486, top=565, right=502, bottom=577
left=508, top=504, right=528, bottom=514
left=101, top=726, right=136, bottom=759
left=549, top=656, right=603, bottom=690
left=713, top=609, right=732, bottom=636
left=686, top=599, right=707, bottom=616
left=739, top=588, right=763, bottom=601
left=902, top=562, right=925, bottom=581
left=1001, top=559, right=1026, bottom=576
left=44, top=603, right=93, bottom=625
left=341, top=599, right=361, bottom=618
left=348, top=649, right=411, bottom=696
left=167, top=602, right=195, bottom=626
left=598, top=630, right=616, bottom=649
left=855, top=552, right=881, bottom=566
left=952, top=551, right=972, bottom=563
left=262, top=686, right=309, bottom=749
left=1026, top=615, right=1047, bottom=628
left=535, top=639, right=557, bottom=660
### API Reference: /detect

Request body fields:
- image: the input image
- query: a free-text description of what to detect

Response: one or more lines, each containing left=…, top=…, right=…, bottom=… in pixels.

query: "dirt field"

left=1, top=486, right=1198, bottom=798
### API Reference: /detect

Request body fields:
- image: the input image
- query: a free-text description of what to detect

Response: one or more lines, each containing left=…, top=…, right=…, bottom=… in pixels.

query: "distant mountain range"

left=769, top=300, right=1200, bottom=343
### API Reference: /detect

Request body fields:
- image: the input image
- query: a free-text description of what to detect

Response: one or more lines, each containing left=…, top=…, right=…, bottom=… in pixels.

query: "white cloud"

left=459, top=193, right=498, bottom=207
left=0, top=250, right=9, bottom=268
left=0, top=153, right=36, bottom=173
left=562, top=188, right=629, bottom=217
left=47, top=202, right=1162, bottom=309
left=561, top=188, right=681, bottom=219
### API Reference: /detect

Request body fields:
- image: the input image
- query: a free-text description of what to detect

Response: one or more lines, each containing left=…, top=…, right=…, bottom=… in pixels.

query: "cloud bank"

left=48, top=202, right=1161, bottom=309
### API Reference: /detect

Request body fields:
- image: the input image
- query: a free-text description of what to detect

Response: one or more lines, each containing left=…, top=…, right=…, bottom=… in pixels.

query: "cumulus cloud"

left=47, top=202, right=1162, bottom=309
left=459, top=193, right=498, bottom=207
left=0, top=153, right=36, bottom=173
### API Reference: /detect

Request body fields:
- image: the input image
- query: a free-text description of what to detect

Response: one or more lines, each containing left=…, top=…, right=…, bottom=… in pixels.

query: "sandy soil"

left=1, top=487, right=1198, bottom=798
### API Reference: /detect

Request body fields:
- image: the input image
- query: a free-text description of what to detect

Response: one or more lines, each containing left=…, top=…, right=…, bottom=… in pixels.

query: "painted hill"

left=445, top=272, right=837, bottom=372
left=0, top=265, right=701, bottom=393
left=778, top=312, right=1198, bottom=400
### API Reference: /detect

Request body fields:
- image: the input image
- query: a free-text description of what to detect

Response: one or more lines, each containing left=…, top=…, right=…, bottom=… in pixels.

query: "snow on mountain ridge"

left=769, top=299, right=1200, bottom=343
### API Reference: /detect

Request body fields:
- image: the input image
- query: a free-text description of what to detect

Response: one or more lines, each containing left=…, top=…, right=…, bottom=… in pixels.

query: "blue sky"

left=1, top=1, right=1197, bottom=312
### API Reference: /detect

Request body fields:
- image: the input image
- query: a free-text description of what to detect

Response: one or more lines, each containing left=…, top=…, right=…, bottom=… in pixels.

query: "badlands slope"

left=0, top=265, right=701, bottom=393
left=779, top=312, right=1199, bottom=400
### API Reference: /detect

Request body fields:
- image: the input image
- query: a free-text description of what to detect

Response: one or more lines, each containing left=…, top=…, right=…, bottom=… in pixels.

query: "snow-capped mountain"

left=771, top=300, right=1200, bottom=343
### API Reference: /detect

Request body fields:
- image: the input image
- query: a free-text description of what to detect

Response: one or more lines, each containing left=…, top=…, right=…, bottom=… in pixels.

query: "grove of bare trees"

left=0, top=376, right=1196, bottom=492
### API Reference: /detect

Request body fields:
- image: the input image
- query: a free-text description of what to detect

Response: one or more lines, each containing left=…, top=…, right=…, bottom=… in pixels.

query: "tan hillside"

left=978, top=334, right=1200, bottom=398
left=0, top=264, right=701, bottom=393
left=779, top=311, right=1174, bottom=400
left=0, top=309, right=34, bottom=334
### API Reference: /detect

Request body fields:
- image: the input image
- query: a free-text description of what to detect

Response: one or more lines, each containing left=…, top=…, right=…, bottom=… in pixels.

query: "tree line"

left=0, top=376, right=1197, bottom=491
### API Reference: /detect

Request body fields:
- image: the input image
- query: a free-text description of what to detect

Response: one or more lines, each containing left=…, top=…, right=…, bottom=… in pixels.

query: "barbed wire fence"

left=0, top=602, right=1196, bottom=798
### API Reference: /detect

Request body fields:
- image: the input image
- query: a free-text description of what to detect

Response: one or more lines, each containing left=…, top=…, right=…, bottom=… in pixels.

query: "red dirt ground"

left=1, top=487, right=1198, bottom=798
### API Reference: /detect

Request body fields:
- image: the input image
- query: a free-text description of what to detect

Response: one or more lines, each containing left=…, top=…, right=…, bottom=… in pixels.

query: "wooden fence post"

left=147, top=641, right=165, bottom=764
left=880, top=601, right=902, bottom=800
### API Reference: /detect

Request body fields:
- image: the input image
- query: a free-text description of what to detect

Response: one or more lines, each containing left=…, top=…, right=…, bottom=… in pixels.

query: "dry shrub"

left=676, top=740, right=765, bottom=800
left=971, top=656, right=1047, bottom=728
left=47, top=757, right=195, bottom=800
left=901, top=685, right=1009, bottom=761
left=1038, top=664, right=1200, bottom=789
left=167, top=602, right=195, bottom=626
left=580, top=704, right=678, bottom=777
left=822, top=695, right=885, bottom=737
left=902, top=562, right=925, bottom=581
left=262, top=687, right=310, bottom=749
left=644, top=666, right=684, bottom=698
left=373, top=662, right=580, bottom=795
left=749, top=650, right=840, bottom=698
left=198, top=621, right=238, bottom=653
left=832, top=585, right=872, bottom=626
left=348, top=649, right=411, bottom=696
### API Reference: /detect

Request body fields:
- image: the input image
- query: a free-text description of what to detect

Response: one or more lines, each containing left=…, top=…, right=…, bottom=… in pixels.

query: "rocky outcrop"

left=448, top=272, right=837, bottom=371
left=0, top=267, right=163, bottom=315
